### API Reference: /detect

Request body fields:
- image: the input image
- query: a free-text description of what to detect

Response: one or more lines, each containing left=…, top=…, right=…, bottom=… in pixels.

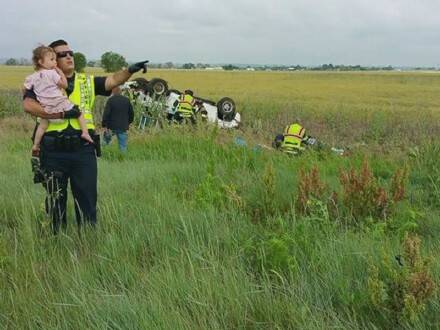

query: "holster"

left=92, top=134, right=101, bottom=157
left=31, top=156, right=45, bottom=184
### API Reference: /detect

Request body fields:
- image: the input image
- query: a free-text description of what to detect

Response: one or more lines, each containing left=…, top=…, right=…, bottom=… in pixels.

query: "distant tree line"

left=2, top=53, right=439, bottom=72
left=137, top=63, right=399, bottom=71
left=249, top=64, right=396, bottom=71
left=309, top=64, right=395, bottom=71
left=4, top=58, right=32, bottom=66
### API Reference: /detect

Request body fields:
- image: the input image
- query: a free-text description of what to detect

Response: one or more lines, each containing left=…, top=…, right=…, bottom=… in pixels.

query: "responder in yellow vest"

left=273, top=123, right=317, bottom=155
left=175, top=89, right=196, bottom=123
left=23, top=39, right=148, bottom=234
left=281, top=123, right=306, bottom=154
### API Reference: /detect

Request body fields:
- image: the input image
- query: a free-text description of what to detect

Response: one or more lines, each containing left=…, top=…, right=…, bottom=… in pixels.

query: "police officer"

left=23, top=39, right=148, bottom=233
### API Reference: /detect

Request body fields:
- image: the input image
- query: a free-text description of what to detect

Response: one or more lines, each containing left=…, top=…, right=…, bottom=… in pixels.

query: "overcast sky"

left=1, top=0, right=439, bottom=66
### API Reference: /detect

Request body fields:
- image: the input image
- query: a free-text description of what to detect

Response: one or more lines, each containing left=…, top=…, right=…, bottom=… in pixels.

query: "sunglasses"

left=56, top=50, right=74, bottom=58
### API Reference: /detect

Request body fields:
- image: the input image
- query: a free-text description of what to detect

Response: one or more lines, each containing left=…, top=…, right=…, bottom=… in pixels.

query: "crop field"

left=1, top=65, right=440, bottom=328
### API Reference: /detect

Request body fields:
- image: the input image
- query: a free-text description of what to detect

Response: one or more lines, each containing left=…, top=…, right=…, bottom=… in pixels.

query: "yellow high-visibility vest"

left=281, top=123, right=306, bottom=153
left=46, top=73, right=96, bottom=132
left=177, top=94, right=195, bottom=118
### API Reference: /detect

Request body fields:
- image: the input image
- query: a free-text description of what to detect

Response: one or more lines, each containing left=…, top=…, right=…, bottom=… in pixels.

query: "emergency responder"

left=175, top=89, right=196, bottom=124
left=23, top=39, right=148, bottom=233
left=273, top=123, right=317, bottom=155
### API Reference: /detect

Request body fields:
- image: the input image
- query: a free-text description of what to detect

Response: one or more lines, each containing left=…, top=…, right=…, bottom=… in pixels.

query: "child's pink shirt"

left=24, top=69, right=73, bottom=113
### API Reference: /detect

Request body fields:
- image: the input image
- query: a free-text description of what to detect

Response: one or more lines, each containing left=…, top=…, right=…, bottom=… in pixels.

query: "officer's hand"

left=128, top=60, right=149, bottom=74
left=63, top=107, right=81, bottom=119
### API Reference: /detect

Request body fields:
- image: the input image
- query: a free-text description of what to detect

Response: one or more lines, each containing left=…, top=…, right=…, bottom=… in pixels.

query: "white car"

left=122, top=78, right=241, bottom=129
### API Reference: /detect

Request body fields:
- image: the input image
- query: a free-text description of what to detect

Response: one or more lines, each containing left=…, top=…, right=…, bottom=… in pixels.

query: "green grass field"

left=1, top=65, right=440, bottom=328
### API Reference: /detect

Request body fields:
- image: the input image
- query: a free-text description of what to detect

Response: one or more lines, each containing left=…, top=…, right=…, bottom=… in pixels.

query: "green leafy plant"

left=244, top=232, right=297, bottom=276
left=367, top=234, right=436, bottom=324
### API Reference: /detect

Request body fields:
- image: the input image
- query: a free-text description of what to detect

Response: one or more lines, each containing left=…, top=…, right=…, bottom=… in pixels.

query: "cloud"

left=1, top=0, right=439, bottom=65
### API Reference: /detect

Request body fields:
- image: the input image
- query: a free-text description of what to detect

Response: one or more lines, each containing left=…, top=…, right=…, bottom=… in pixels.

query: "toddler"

left=24, top=45, right=93, bottom=155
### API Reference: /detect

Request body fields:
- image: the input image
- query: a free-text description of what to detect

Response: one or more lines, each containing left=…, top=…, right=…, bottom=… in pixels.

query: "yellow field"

left=2, top=65, right=440, bottom=109
left=2, top=65, right=440, bottom=147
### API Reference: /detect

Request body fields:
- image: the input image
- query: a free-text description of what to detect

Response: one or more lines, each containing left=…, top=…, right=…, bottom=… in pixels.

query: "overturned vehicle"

left=121, top=78, right=241, bottom=129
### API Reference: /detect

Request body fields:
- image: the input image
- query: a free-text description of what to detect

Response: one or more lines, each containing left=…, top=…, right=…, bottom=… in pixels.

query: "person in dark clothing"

left=102, top=86, right=134, bottom=152
left=23, top=39, right=148, bottom=234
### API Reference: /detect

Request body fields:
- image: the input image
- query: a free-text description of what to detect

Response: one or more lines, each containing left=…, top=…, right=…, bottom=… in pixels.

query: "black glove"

left=63, top=107, right=81, bottom=119
left=128, top=60, right=149, bottom=74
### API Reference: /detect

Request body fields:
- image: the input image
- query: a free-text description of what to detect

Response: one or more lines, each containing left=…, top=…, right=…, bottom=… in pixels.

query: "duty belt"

left=41, top=134, right=84, bottom=152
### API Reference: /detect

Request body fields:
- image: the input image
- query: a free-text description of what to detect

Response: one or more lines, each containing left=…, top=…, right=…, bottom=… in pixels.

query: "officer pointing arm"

left=104, top=60, right=148, bottom=92
left=23, top=59, right=148, bottom=118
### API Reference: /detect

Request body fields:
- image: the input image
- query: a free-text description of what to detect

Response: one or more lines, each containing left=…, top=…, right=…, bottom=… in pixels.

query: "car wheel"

left=217, top=97, right=236, bottom=121
left=148, top=78, right=168, bottom=96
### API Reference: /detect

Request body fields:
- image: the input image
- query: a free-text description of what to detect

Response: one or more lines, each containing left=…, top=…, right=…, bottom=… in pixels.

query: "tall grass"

left=1, top=69, right=440, bottom=328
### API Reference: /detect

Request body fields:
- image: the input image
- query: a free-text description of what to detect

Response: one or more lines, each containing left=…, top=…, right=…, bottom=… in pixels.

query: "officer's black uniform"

left=25, top=75, right=110, bottom=233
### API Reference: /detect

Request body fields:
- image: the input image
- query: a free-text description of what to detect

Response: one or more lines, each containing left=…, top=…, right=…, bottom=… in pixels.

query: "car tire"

left=148, top=78, right=168, bottom=96
left=217, top=97, right=236, bottom=121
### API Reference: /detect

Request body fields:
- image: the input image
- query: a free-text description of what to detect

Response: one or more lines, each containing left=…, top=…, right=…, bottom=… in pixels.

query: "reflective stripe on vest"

left=46, top=73, right=96, bottom=132
left=281, top=123, right=305, bottom=151
left=177, top=94, right=194, bottom=117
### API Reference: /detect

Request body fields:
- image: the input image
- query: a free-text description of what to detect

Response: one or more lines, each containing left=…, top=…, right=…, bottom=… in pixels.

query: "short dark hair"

left=48, top=39, right=68, bottom=49
left=184, top=89, right=194, bottom=96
